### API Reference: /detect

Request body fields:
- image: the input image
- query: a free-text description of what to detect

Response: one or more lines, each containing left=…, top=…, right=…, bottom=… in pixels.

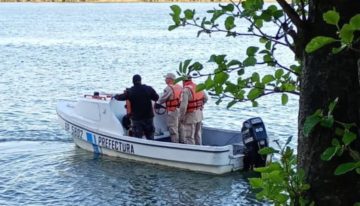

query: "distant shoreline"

left=0, top=0, right=278, bottom=3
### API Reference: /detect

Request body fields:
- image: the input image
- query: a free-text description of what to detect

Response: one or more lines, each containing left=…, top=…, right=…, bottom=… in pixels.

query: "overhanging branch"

left=276, top=0, right=305, bottom=30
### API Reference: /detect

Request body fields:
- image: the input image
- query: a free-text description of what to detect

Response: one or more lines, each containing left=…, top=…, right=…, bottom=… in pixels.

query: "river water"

left=0, top=3, right=298, bottom=205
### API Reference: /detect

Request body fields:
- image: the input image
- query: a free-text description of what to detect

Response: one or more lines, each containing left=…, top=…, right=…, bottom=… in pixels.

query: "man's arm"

left=158, top=86, right=172, bottom=104
left=113, top=93, right=127, bottom=101
left=149, top=87, right=159, bottom=101
left=203, top=91, right=208, bottom=104
left=179, top=88, right=190, bottom=118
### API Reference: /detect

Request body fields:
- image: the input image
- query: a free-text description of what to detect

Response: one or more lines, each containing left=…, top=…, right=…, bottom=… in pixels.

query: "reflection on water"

left=0, top=2, right=296, bottom=205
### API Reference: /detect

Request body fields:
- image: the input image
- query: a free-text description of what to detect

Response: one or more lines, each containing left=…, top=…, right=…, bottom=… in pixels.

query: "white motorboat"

left=56, top=92, right=269, bottom=174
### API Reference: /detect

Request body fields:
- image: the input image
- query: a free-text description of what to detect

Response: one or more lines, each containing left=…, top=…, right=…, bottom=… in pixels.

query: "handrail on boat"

left=84, top=94, right=107, bottom=100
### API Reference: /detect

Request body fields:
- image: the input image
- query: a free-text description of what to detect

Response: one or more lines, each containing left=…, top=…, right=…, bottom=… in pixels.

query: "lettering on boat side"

left=97, top=135, right=135, bottom=154
left=65, top=122, right=70, bottom=131
left=71, top=125, right=83, bottom=139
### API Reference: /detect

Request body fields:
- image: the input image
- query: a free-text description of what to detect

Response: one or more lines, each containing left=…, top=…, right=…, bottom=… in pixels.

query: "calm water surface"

left=0, top=3, right=297, bottom=205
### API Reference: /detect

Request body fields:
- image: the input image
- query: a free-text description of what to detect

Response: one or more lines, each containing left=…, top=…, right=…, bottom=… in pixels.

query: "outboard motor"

left=241, top=117, right=269, bottom=170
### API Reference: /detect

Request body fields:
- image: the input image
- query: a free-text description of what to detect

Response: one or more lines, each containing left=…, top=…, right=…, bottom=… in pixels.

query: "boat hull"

left=57, top=99, right=244, bottom=174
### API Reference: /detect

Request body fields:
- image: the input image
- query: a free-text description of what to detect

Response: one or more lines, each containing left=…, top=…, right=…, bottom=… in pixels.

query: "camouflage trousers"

left=166, top=112, right=180, bottom=143
left=180, top=121, right=202, bottom=145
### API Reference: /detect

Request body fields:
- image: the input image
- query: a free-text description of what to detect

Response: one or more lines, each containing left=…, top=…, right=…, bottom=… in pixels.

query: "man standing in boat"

left=157, top=73, right=182, bottom=143
left=179, top=75, right=208, bottom=145
left=113, top=74, right=159, bottom=140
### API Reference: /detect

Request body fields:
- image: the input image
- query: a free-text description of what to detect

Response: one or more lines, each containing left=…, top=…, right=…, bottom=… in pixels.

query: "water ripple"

left=0, top=2, right=295, bottom=205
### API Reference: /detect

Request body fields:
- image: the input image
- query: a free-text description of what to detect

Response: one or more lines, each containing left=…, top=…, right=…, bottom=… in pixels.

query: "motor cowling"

left=241, top=117, right=269, bottom=170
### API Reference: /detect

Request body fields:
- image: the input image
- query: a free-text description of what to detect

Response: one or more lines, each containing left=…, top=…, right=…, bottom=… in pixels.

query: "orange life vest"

left=165, top=84, right=182, bottom=112
left=184, top=81, right=205, bottom=113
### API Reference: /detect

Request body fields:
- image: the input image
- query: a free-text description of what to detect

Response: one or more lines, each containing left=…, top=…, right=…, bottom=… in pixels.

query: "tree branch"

left=276, top=0, right=305, bottom=30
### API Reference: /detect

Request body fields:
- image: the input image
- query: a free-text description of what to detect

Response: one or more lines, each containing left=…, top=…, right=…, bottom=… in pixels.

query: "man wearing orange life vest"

left=157, top=73, right=182, bottom=143
left=179, top=76, right=208, bottom=145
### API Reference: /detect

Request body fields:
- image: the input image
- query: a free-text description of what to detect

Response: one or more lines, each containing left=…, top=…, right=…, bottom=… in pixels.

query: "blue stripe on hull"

left=86, top=132, right=101, bottom=154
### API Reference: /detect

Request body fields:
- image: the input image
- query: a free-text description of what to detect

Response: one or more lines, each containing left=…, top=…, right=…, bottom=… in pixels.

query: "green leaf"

left=174, top=76, right=186, bottom=84
left=323, top=10, right=340, bottom=26
left=342, top=129, right=357, bottom=146
left=214, top=84, right=223, bottom=94
left=196, top=83, right=206, bottom=92
left=274, top=69, right=284, bottom=79
left=184, top=9, right=194, bottom=20
left=281, top=93, right=288, bottom=105
left=283, top=83, right=296, bottom=92
left=215, top=98, right=222, bottom=105
left=265, top=41, right=271, bottom=50
left=259, top=147, right=278, bottom=155
left=252, top=100, right=258, bottom=107
left=290, top=64, right=301, bottom=74
left=349, top=14, right=360, bottom=30
left=242, top=0, right=264, bottom=12
left=328, top=97, right=338, bottom=115
left=273, top=10, right=283, bottom=19
left=211, top=10, right=225, bottom=22
left=246, top=46, right=259, bottom=56
left=247, top=88, right=262, bottom=100
left=339, top=24, right=355, bottom=44
left=179, top=61, right=183, bottom=73
left=225, top=16, right=236, bottom=30
left=334, top=162, right=357, bottom=175
left=356, top=168, right=360, bottom=175
left=254, top=19, right=263, bottom=28
left=263, top=54, right=273, bottom=64
left=205, top=76, right=214, bottom=89
left=251, top=72, right=260, bottom=82
left=285, top=135, right=293, bottom=146
left=320, top=116, right=334, bottom=128
left=249, top=178, right=262, bottom=188
left=214, top=72, right=229, bottom=84
left=332, top=44, right=347, bottom=54
left=331, top=138, right=340, bottom=146
left=182, top=59, right=192, bottom=74
left=170, top=5, right=181, bottom=16
left=190, top=62, right=203, bottom=71
left=227, top=100, right=237, bottom=109
left=243, top=56, right=257, bottom=66
left=237, top=69, right=244, bottom=76
left=227, top=60, right=242, bottom=67
left=303, top=112, right=322, bottom=137
left=354, top=202, right=360, bottom=206
left=305, top=36, right=337, bottom=53
left=168, top=25, right=179, bottom=31
left=260, top=11, right=272, bottom=22
left=259, top=37, right=267, bottom=43
left=220, top=3, right=234, bottom=12
left=349, top=148, right=360, bottom=161
left=321, top=146, right=338, bottom=161
left=170, top=14, right=181, bottom=25
left=209, top=54, right=226, bottom=64
left=261, top=74, right=275, bottom=84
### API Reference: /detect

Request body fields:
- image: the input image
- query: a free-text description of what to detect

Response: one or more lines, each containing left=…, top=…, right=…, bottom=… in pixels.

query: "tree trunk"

left=298, top=1, right=360, bottom=205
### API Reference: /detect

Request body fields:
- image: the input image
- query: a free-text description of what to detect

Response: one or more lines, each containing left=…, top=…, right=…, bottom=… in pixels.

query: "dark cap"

left=132, top=74, right=142, bottom=84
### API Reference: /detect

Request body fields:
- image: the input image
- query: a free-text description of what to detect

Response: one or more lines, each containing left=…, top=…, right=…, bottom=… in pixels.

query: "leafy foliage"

left=169, top=0, right=301, bottom=107
left=249, top=136, right=312, bottom=206
left=304, top=98, right=360, bottom=175
left=306, top=9, right=360, bottom=54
